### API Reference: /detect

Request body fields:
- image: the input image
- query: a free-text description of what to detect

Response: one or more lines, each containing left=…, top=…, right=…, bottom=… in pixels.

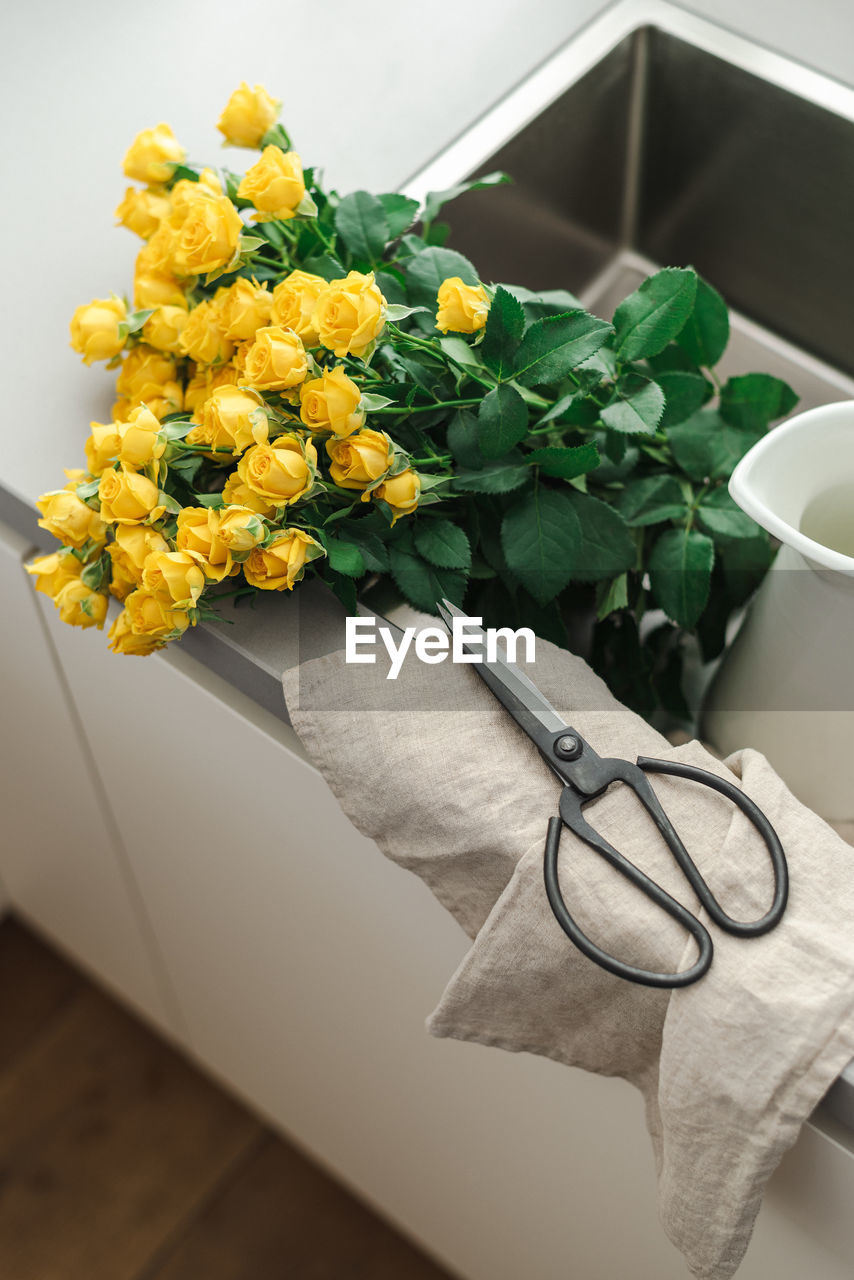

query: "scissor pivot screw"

left=555, top=734, right=582, bottom=760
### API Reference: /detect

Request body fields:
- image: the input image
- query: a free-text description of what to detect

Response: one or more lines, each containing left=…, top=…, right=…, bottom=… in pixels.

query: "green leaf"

left=612, top=267, right=697, bottom=361
left=329, top=572, right=358, bottom=614
left=157, top=490, right=182, bottom=515
left=719, top=374, right=799, bottom=431
left=421, top=171, right=511, bottom=225
left=675, top=277, right=729, bottom=367
left=414, top=519, right=471, bottom=569
left=667, top=409, right=762, bottom=482
left=696, top=487, right=760, bottom=540
left=525, top=443, right=600, bottom=479
left=437, top=335, right=485, bottom=375
left=452, top=454, right=530, bottom=494
left=404, top=247, right=479, bottom=310
left=596, top=572, right=629, bottom=620
left=501, top=487, right=583, bottom=605
left=649, top=527, right=714, bottom=628
left=481, top=286, right=525, bottom=379
left=374, top=269, right=407, bottom=305
left=567, top=492, right=636, bottom=582
left=118, top=308, right=154, bottom=339
left=656, top=370, right=712, bottom=429
left=75, top=477, right=101, bottom=501
left=349, top=531, right=389, bottom=573
left=159, top=419, right=195, bottom=442
left=533, top=392, right=577, bottom=427
left=378, top=193, right=419, bottom=239
left=615, top=474, right=688, bottom=526
left=302, top=253, right=347, bottom=281
left=388, top=547, right=466, bottom=612
left=334, top=191, right=389, bottom=263
left=600, top=374, right=665, bottom=435
left=446, top=409, right=483, bottom=470
left=477, top=384, right=528, bottom=459
left=361, top=392, right=395, bottom=411
left=81, top=552, right=109, bottom=591
left=384, top=304, right=429, bottom=322
left=326, top=539, right=366, bottom=578
left=513, top=311, right=613, bottom=387
left=195, top=492, right=225, bottom=509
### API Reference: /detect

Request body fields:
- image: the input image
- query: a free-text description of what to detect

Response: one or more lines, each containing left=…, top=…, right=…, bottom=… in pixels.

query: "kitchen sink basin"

left=404, top=1, right=854, bottom=409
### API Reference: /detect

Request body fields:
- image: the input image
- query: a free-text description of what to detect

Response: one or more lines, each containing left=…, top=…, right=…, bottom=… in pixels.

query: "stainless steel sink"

left=404, top=0, right=854, bottom=1130
left=404, top=1, right=854, bottom=409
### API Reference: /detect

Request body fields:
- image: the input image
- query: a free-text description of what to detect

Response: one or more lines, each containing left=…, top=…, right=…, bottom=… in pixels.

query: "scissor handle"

left=543, top=813, right=714, bottom=988
left=634, top=755, right=789, bottom=936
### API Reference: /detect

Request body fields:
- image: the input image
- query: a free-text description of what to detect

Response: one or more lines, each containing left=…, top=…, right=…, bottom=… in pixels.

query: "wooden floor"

left=0, top=917, right=454, bottom=1280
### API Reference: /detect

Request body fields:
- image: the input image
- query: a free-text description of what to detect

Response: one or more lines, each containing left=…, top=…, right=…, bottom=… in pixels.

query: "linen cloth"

left=282, top=619, right=854, bottom=1279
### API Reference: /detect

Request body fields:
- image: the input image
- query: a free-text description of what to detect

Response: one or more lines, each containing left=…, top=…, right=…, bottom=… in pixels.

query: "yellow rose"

left=142, top=304, right=189, bottom=354
left=237, top=434, right=317, bottom=506
left=237, top=146, right=305, bottom=221
left=176, top=507, right=235, bottom=582
left=70, top=296, right=127, bottom=364
left=111, top=523, right=170, bottom=582
left=117, top=404, right=167, bottom=470
left=171, top=191, right=243, bottom=276
left=222, top=472, right=276, bottom=516
left=123, top=123, right=185, bottom=184
left=53, top=579, right=108, bottom=630
left=37, top=489, right=106, bottom=548
left=196, top=384, right=268, bottom=454
left=313, top=271, right=387, bottom=358
left=25, top=549, right=83, bottom=599
left=115, top=186, right=170, bottom=239
left=436, top=277, right=491, bottom=334
left=108, top=609, right=165, bottom=656
left=219, top=278, right=273, bottom=341
left=107, top=544, right=138, bottom=601
left=85, top=420, right=122, bottom=475
left=98, top=466, right=163, bottom=524
left=239, top=325, right=306, bottom=390
left=108, top=527, right=154, bottom=602
left=217, top=83, right=280, bottom=148
left=243, top=529, right=325, bottom=590
left=116, top=345, right=178, bottom=403
left=142, top=549, right=206, bottom=608
left=124, top=588, right=191, bottom=639
left=134, top=242, right=187, bottom=308
left=325, top=428, right=393, bottom=490
left=171, top=169, right=223, bottom=210
left=299, top=366, right=365, bottom=437
left=184, top=362, right=241, bottom=418
left=133, top=385, right=183, bottom=421
left=180, top=299, right=234, bottom=366
left=373, top=467, right=421, bottom=523
left=271, top=270, right=325, bottom=346
left=217, top=505, right=267, bottom=554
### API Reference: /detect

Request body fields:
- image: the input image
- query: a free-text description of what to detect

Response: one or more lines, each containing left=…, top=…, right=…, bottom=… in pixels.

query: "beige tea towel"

left=282, top=617, right=854, bottom=1280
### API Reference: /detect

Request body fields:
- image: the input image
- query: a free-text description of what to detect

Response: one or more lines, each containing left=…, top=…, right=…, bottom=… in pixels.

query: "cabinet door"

left=47, top=612, right=854, bottom=1280
left=0, top=524, right=178, bottom=1035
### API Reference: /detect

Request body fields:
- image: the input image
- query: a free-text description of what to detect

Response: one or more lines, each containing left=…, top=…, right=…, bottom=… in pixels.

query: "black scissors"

left=436, top=601, right=788, bottom=989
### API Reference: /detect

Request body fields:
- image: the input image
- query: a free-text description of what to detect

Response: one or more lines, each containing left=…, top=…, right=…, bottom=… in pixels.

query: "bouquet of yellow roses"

left=29, top=82, right=796, bottom=719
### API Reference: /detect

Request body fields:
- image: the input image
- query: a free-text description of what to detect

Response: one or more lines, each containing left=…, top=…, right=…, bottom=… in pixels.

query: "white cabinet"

left=0, top=522, right=178, bottom=1035
left=41, top=602, right=854, bottom=1280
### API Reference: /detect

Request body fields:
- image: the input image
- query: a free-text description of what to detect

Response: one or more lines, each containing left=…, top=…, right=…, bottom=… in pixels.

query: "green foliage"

left=613, top=268, right=697, bottom=360
left=63, top=138, right=799, bottom=724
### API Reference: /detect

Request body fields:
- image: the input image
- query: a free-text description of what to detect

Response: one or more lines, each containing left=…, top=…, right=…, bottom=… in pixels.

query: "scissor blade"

left=436, top=600, right=568, bottom=750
